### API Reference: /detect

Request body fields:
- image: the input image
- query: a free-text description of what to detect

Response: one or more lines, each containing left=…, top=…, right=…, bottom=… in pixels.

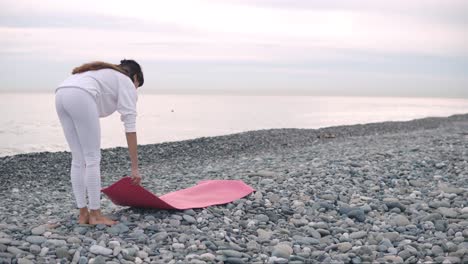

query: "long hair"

left=72, top=60, right=144, bottom=87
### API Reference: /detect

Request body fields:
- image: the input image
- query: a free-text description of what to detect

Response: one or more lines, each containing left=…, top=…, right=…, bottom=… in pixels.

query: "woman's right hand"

left=131, top=170, right=142, bottom=185
left=125, top=132, right=140, bottom=185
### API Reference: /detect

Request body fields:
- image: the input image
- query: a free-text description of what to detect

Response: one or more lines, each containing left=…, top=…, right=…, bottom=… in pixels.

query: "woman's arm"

left=126, top=132, right=141, bottom=185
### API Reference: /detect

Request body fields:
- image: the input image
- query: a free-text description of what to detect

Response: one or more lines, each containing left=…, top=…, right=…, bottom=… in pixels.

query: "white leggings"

left=55, top=87, right=102, bottom=210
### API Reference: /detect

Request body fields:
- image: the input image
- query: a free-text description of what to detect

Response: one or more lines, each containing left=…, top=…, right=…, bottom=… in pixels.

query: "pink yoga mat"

left=101, top=177, right=255, bottom=210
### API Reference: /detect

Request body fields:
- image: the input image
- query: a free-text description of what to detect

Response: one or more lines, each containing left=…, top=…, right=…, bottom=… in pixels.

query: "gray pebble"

left=31, top=225, right=46, bottom=235
left=89, top=245, right=112, bottom=256
left=272, top=243, right=293, bottom=259
left=25, top=236, right=46, bottom=245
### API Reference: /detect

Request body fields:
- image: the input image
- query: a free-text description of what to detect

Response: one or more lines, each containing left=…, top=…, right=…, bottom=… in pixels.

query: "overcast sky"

left=1, top=0, right=467, bottom=97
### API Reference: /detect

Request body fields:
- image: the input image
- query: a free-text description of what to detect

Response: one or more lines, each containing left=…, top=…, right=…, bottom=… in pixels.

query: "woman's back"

left=56, top=69, right=137, bottom=120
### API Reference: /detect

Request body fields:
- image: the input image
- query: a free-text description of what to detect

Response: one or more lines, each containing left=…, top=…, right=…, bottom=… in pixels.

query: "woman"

left=55, top=59, right=144, bottom=226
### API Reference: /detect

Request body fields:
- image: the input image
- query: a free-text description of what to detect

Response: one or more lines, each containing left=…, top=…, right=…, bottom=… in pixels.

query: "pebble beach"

left=0, top=114, right=467, bottom=264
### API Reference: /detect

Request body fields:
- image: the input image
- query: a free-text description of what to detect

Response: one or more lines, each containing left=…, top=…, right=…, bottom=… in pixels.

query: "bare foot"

left=89, top=215, right=117, bottom=226
left=78, top=207, right=90, bottom=225
left=78, top=213, right=89, bottom=225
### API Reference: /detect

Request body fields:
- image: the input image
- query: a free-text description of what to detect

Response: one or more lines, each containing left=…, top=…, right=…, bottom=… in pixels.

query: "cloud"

left=1, top=0, right=467, bottom=58
left=0, top=0, right=467, bottom=96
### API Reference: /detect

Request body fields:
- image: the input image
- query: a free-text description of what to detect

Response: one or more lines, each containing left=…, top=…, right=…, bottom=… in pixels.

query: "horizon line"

left=0, top=89, right=467, bottom=100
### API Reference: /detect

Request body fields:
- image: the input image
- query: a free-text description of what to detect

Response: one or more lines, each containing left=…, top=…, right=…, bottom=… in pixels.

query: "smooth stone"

left=246, top=240, right=260, bottom=251
left=93, top=256, right=106, bottom=264
left=26, top=236, right=46, bottom=244
left=183, top=215, right=197, bottom=224
left=256, top=214, right=270, bottom=222
left=268, top=256, right=288, bottom=264
left=295, top=236, right=320, bottom=245
left=169, top=219, right=180, bottom=227
left=107, top=223, right=129, bottom=235
left=383, top=232, right=400, bottom=242
left=438, top=207, right=458, bottom=218
left=420, top=213, right=442, bottom=222
left=381, top=255, right=404, bottom=263
left=200, top=253, right=216, bottom=261
left=435, top=220, right=448, bottom=232
left=89, top=245, right=112, bottom=256
left=17, top=258, right=34, bottom=264
left=0, top=238, right=12, bottom=245
left=184, top=209, right=196, bottom=216
left=307, top=229, right=321, bottom=239
left=446, top=242, right=458, bottom=253
left=337, top=242, right=352, bottom=253
left=347, top=209, right=366, bottom=222
left=431, top=245, right=444, bottom=256
left=73, top=226, right=88, bottom=235
left=56, top=247, right=69, bottom=259
left=7, top=246, right=25, bottom=255
left=249, top=170, right=278, bottom=177
left=46, top=239, right=67, bottom=247
left=429, top=200, right=451, bottom=208
left=350, top=231, right=367, bottom=239
left=409, top=180, right=425, bottom=187
left=122, top=248, right=137, bottom=258
left=442, top=257, right=461, bottom=263
left=272, top=243, right=293, bottom=259
left=108, top=241, right=120, bottom=249
left=440, top=186, right=464, bottom=194
left=260, top=179, right=274, bottom=185
left=316, top=228, right=330, bottom=236
left=29, top=244, right=41, bottom=255
left=136, top=250, right=148, bottom=259
left=189, top=259, right=207, bottom=264
left=389, top=215, right=410, bottom=226
left=321, top=194, right=337, bottom=201
left=257, top=229, right=273, bottom=242
left=78, top=256, right=88, bottom=264
left=398, top=249, right=412, bottom=260
left=153, top=231, right=168, bottom=241
left=360, top=204, right=372, bottom=213
left=385, top=202, right=406, bottom=212
left=66, top=237, right=81, bottom=244
left=224, top=257, right=246, bottom=264
left=218, top=249, right=244, bottom=258
left=72, top=250, right=80, bottom=263
left=31, top=225, right=46, bottom=235
left=172, top=243, right=185, bottom=250
left=39, top=247, right=49, bottom=257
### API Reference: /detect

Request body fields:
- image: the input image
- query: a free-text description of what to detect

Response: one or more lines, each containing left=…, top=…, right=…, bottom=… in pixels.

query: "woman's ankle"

left=89, top=209, right=102, bottom=217
left=79, top=207, right=89, bottom=215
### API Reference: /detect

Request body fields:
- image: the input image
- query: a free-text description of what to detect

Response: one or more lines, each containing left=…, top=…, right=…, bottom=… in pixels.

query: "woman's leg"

left=59, top=88, right=116, bottom=225
left=55, top=90, right=87, bottom=210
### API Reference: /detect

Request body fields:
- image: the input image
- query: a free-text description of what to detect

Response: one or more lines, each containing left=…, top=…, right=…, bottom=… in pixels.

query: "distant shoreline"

left=2, top=112, right=467, bottom=160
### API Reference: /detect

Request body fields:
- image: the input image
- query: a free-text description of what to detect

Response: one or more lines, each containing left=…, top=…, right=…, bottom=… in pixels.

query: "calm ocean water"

left=1, top=93, right=468, bottom=157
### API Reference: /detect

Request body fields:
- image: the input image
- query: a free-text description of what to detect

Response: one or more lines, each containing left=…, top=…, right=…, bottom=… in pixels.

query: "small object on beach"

left=318, top=133, right=336, bottom=139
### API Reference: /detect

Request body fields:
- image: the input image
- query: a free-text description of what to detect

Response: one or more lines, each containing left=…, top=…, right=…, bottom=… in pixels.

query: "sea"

left=1, top=93, right=468, bottom=157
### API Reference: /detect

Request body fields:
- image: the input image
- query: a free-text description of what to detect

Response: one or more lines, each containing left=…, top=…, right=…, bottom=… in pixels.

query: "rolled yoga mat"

left=101, top=177, right=255, bottom=209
